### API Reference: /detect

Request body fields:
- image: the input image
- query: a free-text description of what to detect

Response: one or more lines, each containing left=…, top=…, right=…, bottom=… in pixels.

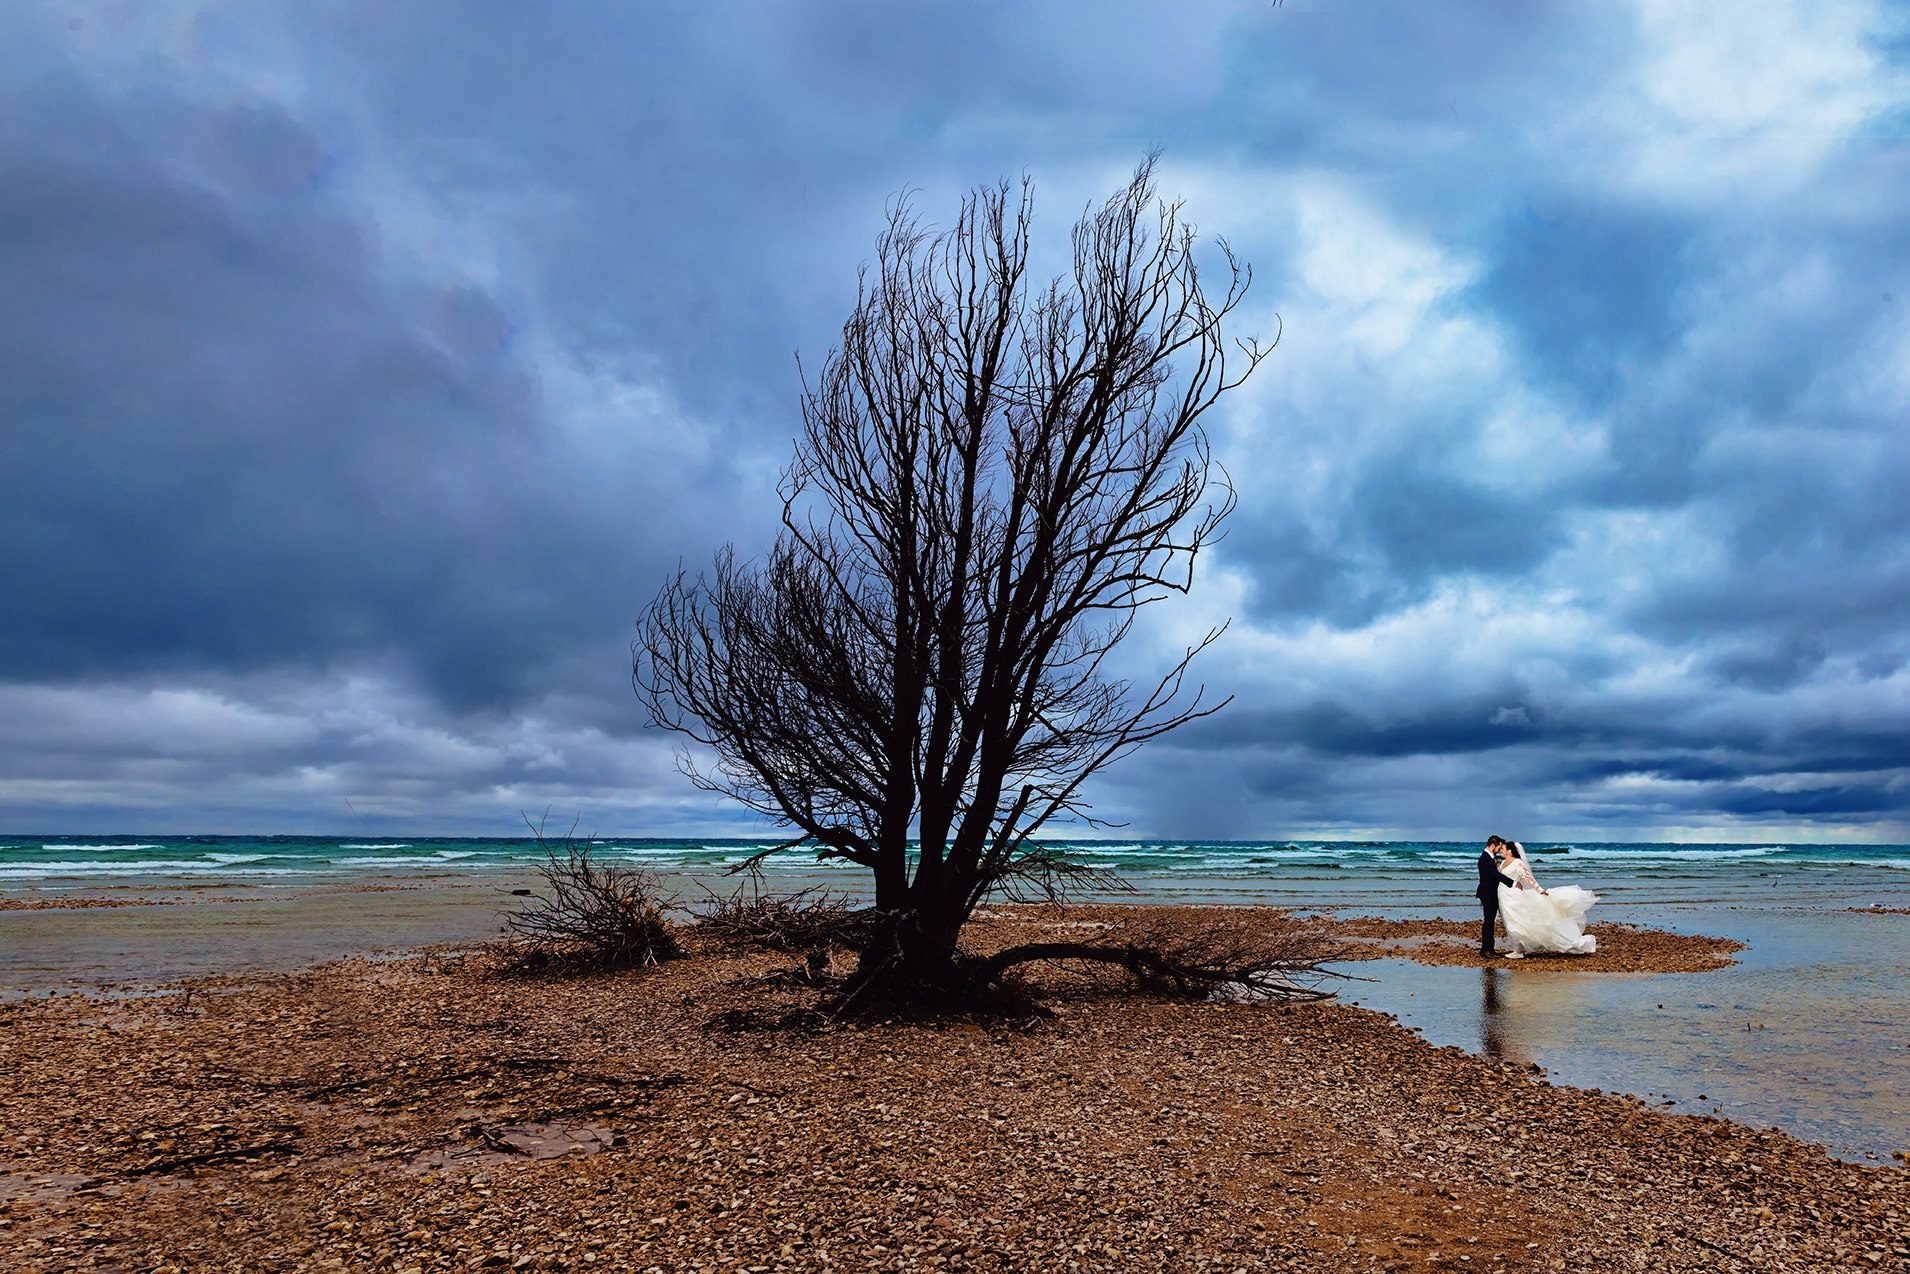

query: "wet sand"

left=1, top=909, right=1904, bottom=1273
left=0, top=878, right=518, bottom=996
left=0, top=897, right=166, bottom=910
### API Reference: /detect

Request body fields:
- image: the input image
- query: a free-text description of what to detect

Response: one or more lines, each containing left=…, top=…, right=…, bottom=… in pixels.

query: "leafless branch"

left=635, top=157, right=1271, bottom=995
left=497, top=820, right=683, bottom=974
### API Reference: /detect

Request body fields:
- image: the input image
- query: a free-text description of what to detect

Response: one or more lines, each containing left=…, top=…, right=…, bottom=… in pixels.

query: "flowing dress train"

left=1498, top=857, right=1597, bottom=955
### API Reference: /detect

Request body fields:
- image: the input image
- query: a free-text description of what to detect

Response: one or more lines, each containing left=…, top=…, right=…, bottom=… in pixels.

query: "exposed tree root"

left=975, top=912, right=1348, bottom=1002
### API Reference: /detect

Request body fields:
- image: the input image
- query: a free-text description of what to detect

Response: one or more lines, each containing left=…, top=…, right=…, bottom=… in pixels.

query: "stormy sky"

left=3, top=1, right=1907, bottom=842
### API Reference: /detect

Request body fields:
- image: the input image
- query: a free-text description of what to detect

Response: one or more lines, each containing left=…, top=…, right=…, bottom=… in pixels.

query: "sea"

left=3, top=836, right=1907, bottom=1163
left=4, top=834, right=1906, bottom=902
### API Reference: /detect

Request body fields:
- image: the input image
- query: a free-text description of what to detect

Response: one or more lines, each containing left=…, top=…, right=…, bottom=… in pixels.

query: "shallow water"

left=1338, top=905, right=1910, bottom=1163
left=0, top=880, right=519, bottom=996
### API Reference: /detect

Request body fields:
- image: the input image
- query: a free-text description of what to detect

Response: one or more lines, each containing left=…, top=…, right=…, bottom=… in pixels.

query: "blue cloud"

left=1476, top=199, right=1696, bottom=407
left=1, top=0, right=1906, bottom=839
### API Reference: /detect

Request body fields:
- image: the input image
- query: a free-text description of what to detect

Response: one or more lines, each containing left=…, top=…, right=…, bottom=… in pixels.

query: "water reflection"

left=1477, top=966, right=1606, bottom=1068
left=1479, top=966, right=1522, bottom=1064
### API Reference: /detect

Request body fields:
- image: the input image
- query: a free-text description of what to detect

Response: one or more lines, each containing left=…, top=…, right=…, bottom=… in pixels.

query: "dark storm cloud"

left=1355, top=458, right=1565, bottom=578
left=2, top=1, right=1907, bottom=838
left=1549, top=754, right=1747, bottom=786
left=1475, top=198, right=1696, bottom=408
left=1227, top=518, right=1402, bottom=627
left=1234, top=458, right=1567, bottom=627
left=3, top=84, right=510, bottom=687
left=1712, top=784, right=1901, bottom=819
left=0, top=70, right=762, bottom=718
left=1706, top=638, right=1830, bottom=693
left=1181, top=694, right=1541, bottom=760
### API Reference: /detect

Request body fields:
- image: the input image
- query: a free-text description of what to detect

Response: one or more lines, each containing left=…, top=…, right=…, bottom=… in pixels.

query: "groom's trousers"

left=1478, top=893, right=1498, bottom=953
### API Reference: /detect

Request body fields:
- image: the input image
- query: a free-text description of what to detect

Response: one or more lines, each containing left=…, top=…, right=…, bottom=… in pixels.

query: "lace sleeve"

left=1511, top=859, right=1539, bottom=890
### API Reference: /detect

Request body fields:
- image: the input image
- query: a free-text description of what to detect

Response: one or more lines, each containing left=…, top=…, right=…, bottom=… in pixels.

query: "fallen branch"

left=126, top=1138, right=300, bottom=1177
left=464, top=1124, right=532, bottom=1157
left=1685, top=1233, right=1739, bottom=1260
left=298, top=1057, right=671, bottom=1100
left=975, top=912, right=1349, bottom=1001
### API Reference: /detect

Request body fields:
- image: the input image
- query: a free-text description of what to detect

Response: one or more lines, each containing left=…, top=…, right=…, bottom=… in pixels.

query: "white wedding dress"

left=1498, top=856, right=1597, bottom=955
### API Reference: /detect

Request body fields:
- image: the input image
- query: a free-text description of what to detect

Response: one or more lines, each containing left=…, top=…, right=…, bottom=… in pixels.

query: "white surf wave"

left=0, top=862, right=310, bottom=879
left=1561, top=846, right=1784, bottom=861
left=338, top=843, right=412, bottom=850
left=332, top=852, right=493, bottom=867
left=41, top=843, right=162, bottom=852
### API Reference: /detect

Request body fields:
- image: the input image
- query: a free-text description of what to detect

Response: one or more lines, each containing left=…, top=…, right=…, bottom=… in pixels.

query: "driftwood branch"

left=977, top=913, right=1349, bottom=1001
left=464, top=1123, right=532, bottom=1157
left=125, top=1137, right=300, bottom=1177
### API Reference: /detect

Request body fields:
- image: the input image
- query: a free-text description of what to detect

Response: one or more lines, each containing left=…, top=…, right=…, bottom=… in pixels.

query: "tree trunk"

left=870, top=852, right=910, bottom=913
left=850, top=898, right=972, bottom=999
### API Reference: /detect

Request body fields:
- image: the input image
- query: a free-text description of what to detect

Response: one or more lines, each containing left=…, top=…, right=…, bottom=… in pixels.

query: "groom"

left=1475, top=835, right=1517, bottom=957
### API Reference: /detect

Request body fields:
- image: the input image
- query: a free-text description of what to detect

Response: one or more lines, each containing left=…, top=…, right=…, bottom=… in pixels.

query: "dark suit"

left=1476, top=851, right=1516, bottom=954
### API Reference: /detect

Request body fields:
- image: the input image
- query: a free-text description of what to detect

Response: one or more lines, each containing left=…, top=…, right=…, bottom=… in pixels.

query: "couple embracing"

left=1474, top=834, right=1597, bottom=958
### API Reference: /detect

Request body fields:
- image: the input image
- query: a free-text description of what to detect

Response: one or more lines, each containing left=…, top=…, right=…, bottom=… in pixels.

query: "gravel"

left=0, top=907, right=1899, bottom=1272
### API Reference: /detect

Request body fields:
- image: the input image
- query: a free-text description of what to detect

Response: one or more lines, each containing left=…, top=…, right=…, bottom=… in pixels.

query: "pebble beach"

left=2, top=905, right=1905, bottom=1272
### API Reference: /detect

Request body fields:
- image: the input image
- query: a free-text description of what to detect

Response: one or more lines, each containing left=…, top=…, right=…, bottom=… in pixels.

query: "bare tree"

left=636, top=157, right=1271, bottom=997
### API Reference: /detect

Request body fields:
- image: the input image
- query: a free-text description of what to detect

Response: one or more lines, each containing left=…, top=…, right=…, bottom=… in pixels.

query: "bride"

left=1497, top=841, right=1597, bottom=956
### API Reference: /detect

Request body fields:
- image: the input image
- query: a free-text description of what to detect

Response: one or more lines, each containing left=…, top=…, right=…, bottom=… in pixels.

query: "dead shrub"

left=496, top=835, right=683, bottom=975
left=692, top=875, right=874, bottom=953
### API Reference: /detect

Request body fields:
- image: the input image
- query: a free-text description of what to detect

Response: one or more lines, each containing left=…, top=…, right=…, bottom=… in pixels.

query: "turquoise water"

left=3, top=835, right=1906, bottom=907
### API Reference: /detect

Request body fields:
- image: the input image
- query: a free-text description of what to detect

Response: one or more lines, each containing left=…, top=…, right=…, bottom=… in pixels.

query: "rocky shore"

left=0, top=897, right=166, bottom=911
left=1, top=907, right=1902, bottom=1272
left=1319, top=914, right=1746, bottom=973
left=972, top=905, right=1747, bottom=974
